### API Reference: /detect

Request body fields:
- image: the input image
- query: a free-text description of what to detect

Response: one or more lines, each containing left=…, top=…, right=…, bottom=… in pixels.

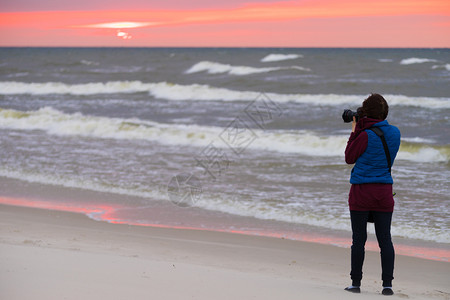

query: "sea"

left=0, top=48, right=449, bottom=260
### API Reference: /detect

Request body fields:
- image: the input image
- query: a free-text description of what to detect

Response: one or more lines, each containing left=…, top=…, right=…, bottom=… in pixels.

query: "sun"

left=80, top=21, right=158, bottom=29
left=76, top=21, right=158, bottom=40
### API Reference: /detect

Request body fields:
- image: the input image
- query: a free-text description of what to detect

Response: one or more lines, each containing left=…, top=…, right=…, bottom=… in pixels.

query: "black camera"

left=342, top=108, right=362, bottom=123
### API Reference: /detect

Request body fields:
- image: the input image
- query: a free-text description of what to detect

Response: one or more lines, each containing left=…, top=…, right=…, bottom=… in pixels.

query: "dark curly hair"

left=360, top=93, right=389, bottom=120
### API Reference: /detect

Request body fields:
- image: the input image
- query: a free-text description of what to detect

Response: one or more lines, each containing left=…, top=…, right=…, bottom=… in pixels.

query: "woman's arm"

left=345, top=117, right=368, bottom=164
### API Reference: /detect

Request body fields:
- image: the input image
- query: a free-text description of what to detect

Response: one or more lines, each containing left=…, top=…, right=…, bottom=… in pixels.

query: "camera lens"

left=342, top=109, right=356, bottom=123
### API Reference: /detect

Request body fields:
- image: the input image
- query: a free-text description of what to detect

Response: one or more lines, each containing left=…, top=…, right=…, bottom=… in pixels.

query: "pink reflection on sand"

left=0, top=196, right=120, bottom=219
left=1, top=196, right=448, bottom=262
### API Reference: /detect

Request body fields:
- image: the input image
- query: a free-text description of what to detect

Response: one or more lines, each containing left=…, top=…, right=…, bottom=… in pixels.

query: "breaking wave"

left=260, top=54, right=302, bottom=62
left=397, top=142, right=450, bottom=163
left=0, top=107, right=448, bottom=163
left=1, top=81, right=449, bottom=109
left=400, top=57, right=439, bottom=65
left=184, top=60, right=310, bottom=75
left=432, top=64, right=450, bottom=71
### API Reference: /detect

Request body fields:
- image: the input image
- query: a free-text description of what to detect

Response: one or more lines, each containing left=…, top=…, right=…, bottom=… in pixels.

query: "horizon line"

left=1, top=46, right=449, bottom=49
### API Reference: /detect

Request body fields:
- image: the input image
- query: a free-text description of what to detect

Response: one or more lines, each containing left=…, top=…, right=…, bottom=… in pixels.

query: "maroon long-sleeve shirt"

left=345, top=118, right=394, bottom=212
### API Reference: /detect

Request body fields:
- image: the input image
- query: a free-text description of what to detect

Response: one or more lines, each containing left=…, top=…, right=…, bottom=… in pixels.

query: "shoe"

left=345, top=286, right=361, bottom=293
left=382, top=287, right=394, bottom=296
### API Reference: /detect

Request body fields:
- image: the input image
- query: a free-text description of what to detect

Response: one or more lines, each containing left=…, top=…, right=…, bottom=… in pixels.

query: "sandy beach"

left=1, top=204, right=449, bottom=300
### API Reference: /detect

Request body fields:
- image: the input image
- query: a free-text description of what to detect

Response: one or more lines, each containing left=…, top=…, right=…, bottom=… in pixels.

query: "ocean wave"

left=0, top=167, right=164, bottom=200
left=260, top=54, right=302, bottom=62
left=149, top=85, right=450, bottom=109
left=1, top=81, right=449, bottom=109
left=0, top=107, right=448, bottom=163
left=397, top=142, right=449, bottom=163
left=196, top=195, right=352, bottom=233
left=378, top=59, right=393, bottom=63
left=0, top=106, right=346, bottom=156
left=400, top=57, right=439, bottom=65
left=0, top=106, right=217, bottom=147
left=432, top=64, right=450, bottom=71
left=401, top=137, right=436, bottom=144
left=184, top=61, right=310, bottom=75
left=0, top=81, right=152, bottom=95
left=80, top=59, right=99, bottom=66
left=1, top=165, right=447, bottom=245
left=196, top=195, right=449, bottom=244
left=1, top=166, right=447, bottom=244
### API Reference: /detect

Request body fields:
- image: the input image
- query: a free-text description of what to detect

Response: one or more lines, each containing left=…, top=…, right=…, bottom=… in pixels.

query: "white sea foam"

left=1, top=81, right=449, bottom=109
left=1, top=165, right=447, bottom=244
left=432, top=64, right=450, bottom=71
left=378, top=58, right=393, bottom=63
left=397, top=146, right=449, bottom=163
left=400, top=57, right=438, bottom=65
left=0, top=107, right=448, bottom=163
left=0, top=81, right=153, bottom=95
left=0, top=167, right=164, bottom=201
left=260, top=54, right=302, bottom=62
left=384, top=94, right=450, bottom=109
left=195, top=194, right=450, bottom=244
left=185, top=61, right=278, bottom=75
left=196, top=195, right=351, bottom=233
left=184, top=61, right=310, bottom=75
left=0, top=107, right=346, bottom=156
left=402, top=137, right=436, bottom=144
left=0, top=106, right=218, bottom=148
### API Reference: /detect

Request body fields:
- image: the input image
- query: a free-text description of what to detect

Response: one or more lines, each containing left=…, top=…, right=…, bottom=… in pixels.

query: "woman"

left=344, top=94, right=401, bottom=296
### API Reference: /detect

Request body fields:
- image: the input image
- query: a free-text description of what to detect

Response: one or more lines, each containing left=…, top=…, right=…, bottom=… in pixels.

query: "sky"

left=0, top=0, right=449, bottom=47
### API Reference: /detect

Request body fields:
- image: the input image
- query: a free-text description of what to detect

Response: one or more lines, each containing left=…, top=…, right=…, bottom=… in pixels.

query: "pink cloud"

left=0, top=0, right=449, bottom=47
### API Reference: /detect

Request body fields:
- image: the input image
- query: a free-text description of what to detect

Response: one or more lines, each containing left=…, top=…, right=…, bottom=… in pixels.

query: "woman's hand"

left=352, top=117, right=357, bottom=133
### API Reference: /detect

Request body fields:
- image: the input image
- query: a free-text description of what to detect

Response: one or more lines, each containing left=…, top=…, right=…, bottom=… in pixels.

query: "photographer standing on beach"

left=343, top=94, right=401, bottom=296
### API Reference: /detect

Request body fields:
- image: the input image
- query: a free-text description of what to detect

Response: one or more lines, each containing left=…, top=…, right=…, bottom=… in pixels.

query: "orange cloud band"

left=1, top=0, right=449, bottom=29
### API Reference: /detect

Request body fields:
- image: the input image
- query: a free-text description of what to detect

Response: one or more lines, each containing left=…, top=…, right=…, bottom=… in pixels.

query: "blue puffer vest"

left=350, top=120, right=401, bottom=184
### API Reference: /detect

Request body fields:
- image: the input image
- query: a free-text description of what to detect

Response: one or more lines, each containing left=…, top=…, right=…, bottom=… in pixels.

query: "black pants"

left=350, top=210, right=395, bottom=287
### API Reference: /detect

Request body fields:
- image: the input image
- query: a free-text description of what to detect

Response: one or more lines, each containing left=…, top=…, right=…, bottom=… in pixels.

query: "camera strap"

left=368, top=127, right=392, bottom=173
